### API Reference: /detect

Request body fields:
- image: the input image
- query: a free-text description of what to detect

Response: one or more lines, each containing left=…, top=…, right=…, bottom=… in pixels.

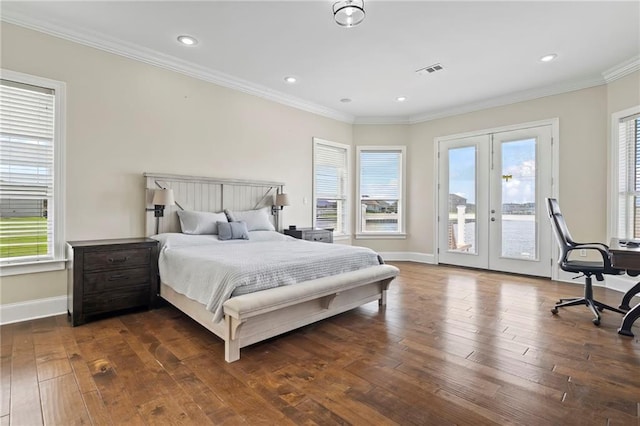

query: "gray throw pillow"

left=217, top=221, right=249, bottom=240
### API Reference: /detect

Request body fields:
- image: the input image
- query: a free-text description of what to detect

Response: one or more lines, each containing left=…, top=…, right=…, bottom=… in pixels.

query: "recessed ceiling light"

left=284, top=76, right=297, bottom=84
left=177, top=35, right=198, bottom=46
left=340, top=98, right=352, bottom=103
left=540, top=54, right=557, bottom=62
left=396, top=96, right=407, bottom=102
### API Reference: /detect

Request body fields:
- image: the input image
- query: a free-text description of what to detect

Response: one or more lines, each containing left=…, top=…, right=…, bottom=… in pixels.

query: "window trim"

left=312, top=137, right=351, bottom=238
left=608, top=105, right=640, bottom=241
left=0, top=69, right=66, bottom=276
left=355, top=145, right=407, bottom=239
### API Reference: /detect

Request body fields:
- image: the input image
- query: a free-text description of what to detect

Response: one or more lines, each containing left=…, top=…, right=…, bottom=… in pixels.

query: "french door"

left=437, top=124, right=553, bottom=277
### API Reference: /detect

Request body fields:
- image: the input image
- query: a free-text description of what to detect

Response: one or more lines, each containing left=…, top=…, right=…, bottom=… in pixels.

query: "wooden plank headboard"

left=144, top=173, right=285, bottom=235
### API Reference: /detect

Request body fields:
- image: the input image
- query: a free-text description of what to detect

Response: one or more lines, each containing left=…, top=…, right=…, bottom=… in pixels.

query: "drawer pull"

left=108, top=256, right=129, bottom=264
left=107, top=274, right=128, bottom=281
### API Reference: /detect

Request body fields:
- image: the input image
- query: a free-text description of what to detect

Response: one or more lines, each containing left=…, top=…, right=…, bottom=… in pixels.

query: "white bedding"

left=153, top=232, right=383, bottom=322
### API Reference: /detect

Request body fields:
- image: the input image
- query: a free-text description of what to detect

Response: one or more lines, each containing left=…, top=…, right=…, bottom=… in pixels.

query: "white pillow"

left=224, top=207, right=275, bottom=231
left=177, top=210, right=228, bottom=235
left=151, top=233, right=220, bottom=250
left=248, top=230, right=292, bottom=241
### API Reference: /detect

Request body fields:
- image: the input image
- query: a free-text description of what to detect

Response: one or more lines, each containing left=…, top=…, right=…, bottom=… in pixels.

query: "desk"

left=609, top=238, right=640, bottom=337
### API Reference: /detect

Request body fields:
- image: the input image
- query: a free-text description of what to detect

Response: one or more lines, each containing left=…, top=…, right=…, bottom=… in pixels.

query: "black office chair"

left=546, top=198, right=626, bottom=325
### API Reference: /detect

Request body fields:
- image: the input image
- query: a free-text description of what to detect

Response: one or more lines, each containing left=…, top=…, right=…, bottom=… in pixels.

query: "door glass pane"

left=448, top=146, right=476, bottom=254
left=501, top=138, right=537, bottom=260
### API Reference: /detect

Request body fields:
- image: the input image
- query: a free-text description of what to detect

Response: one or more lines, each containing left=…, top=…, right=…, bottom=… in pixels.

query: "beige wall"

left=1, top=22, right=638, bottom=307
left=0, top=23, right=351, bottom=304
left=353, top=81, right=638, bottom=256
left=408, top=86, right=611, bottom=254
left=352, top=124, right=410, bottom=253
left=607, top=71, right=640, bottom=116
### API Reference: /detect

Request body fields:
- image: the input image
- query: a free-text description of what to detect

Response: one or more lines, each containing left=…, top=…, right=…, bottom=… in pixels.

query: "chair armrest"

left=566, top=245, right=612, bottom=266
left=573, top=242, right=610, bottom=250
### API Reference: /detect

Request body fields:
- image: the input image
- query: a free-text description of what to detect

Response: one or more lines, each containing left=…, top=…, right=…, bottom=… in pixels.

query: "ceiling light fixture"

left=396, top=96, right=407, bottom=102
left=177, top=35, right=198, bottom=46
left=340, top=98, right=352, bottom=103
left=333, top=0, right=365, bottom=28
left=540, top=54, right=557, bottom=62
left=284, top=76, right=297, bottom=84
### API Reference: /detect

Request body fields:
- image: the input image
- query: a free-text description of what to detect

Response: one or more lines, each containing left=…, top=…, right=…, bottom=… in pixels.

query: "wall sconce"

left=272, top=193, right=290, bottom=215
left=146, top=188, right=175, bottom=234
left=149, top=188, right=175, bottom=217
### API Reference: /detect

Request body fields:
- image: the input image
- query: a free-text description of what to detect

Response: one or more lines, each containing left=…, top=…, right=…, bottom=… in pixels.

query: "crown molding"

left=3, top=11, right=635, bottom=127
left=356, top=56, right=638, bottom=125
left=1, top=12, right=355, bottom=124
left=602, top=56, right=640, bottom=83
left=353, top=116, right=413, bottom=125
left=353, top=74, right=609, bottom=125
left=406, top=75, right=607, bottom=125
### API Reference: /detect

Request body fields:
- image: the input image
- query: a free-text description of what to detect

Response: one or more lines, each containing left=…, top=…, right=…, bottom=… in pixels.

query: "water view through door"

left=437, top=124, right=553, bottom=277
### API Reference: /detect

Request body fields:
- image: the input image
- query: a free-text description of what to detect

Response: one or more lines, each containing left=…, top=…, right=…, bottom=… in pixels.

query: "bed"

left=144, top=172, right=399, bottom=362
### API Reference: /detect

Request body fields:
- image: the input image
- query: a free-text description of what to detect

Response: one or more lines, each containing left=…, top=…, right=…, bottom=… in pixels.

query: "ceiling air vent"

left=416, top=63, right=444, bottom=76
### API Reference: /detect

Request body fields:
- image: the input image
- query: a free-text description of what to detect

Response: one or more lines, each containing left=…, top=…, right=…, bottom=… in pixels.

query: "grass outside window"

left=0, top=217, right=49, bottom=259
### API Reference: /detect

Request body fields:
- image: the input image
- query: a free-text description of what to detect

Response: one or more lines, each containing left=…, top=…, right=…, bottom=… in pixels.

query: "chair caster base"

left=617, top=327, right=634, bottom=337
left=551, top=307, right=558, bottom=314
left=592, top=318, right=600, bottom=326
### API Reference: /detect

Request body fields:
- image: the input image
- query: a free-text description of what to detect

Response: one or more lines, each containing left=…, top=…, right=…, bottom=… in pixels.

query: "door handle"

left=491, top=217, right=496, bottom=222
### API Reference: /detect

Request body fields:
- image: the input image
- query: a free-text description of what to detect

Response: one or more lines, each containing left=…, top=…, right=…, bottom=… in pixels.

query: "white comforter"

left=153, top=232, right=382, bottom=322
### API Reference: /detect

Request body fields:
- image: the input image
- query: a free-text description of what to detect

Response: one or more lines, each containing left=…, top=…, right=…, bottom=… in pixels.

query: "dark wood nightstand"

left=284, top=228, right=333, bottom=243
left=66, top=238, right=159, bottom=326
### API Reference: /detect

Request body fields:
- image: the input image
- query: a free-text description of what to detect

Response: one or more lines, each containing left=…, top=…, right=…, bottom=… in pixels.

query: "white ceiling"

left=2, top=1, right=639, bottom=123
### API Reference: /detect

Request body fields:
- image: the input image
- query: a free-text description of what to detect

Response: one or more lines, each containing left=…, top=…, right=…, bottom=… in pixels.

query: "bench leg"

left=225, top=339, right=240, bottom=363
left=225, top=315, right=241, bottom=362
left=379, top=289, right=388, bottom=306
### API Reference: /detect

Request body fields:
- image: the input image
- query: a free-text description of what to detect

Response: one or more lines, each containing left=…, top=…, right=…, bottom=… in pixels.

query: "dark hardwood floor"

left=2, top=262, right=639, bottom=425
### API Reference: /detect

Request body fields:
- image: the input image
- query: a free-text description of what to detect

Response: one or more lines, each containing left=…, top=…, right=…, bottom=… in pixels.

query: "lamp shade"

left=275, top=193, right=290, bottom=207
left=333, top=0, right=365, bottom=27
left=152, top=188, right=175, bottom=206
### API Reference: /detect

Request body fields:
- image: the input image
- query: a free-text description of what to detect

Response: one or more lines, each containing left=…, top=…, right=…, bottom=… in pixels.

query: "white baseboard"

left=604, top=274, right=640, bottom=295
left=2, top=259, right=635, bottom=326
left=0, top=295, right=67, bottom=325
left=379, top=251, right=435, bottom=264
left=556, top=270, right=638, bottom=295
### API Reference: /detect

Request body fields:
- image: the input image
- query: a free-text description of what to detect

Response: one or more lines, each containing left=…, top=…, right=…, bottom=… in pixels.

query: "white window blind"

left=0, top=79, right=55, bottom=262
left=617, top=112, right=640, bottom=239
left=357, top=147, right=405, bottom=234
left=313, top=139, right=349, bottom=236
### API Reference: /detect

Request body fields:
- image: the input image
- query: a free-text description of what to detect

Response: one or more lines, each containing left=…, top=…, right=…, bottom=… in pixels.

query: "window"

left=356, top=146, right=406, bottom=237
left=611, top=107, right=640, bottom=239
left=313, top=138, right=350, bottom=237
left=0, top=70, right=65, bottom=275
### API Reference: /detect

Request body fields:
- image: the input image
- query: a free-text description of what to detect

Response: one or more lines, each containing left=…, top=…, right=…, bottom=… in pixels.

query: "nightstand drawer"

left=284, top=228, right=333, bottom=243
left=83, top=248, right=150, bottom=271
left=83, top=288, right=150, bottom=315
left=67, top=238, right=159, bottom=326
left=303, top=232, right=332, bottom=243
left=83, top=267, right=150, bottom=294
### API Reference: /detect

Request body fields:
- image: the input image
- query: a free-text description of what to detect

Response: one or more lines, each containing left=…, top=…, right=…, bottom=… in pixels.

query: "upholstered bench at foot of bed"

left=222, top=264, right=399, bottom=362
